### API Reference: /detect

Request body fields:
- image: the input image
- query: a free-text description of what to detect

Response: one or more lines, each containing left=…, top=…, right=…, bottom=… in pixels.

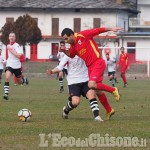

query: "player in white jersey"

left=3, top=32, right=24, bottom=100
left=47, top=54, right=103, bottom=122
left=56, top=41, right=68, bottom=93
left=0, top=49, right=6, bottom=84
left=105, top=53, right=118, bottom=87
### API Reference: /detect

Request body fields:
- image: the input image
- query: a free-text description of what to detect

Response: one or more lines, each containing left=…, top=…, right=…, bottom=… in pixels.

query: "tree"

left=1, top=21, right=15, bottom=45
left=15, top=14, right=42, bottom=46
left=1, top=14, right=42, bottom=50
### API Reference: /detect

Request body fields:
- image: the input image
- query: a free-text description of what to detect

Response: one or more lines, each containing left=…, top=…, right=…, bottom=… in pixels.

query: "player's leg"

left=85, top=89, right=103, bottom=121
left=58, top=71, right=64, bottom=93
left=14, top=68, right=24, bottom=85
left=88, top=59, right=120, bottom=102
left=62, top=84, right=81, bottom=119
left=3, top=67, right=13, bottom=100
left=96, top=90, right=115, bottom=120
left=14, top=74, right=17, bottom=85
left=120, top=66, right=127, bottom=87
left=62, top=96, right=80, bottom=119
left=114, top=71, right=118, bottom=83
left=0, top=69, right=3, bottom=84
left=109, top=73, right=115, bottom=87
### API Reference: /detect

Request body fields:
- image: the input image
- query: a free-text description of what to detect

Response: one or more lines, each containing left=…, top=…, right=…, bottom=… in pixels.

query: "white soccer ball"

left=18, top=108, right=32, bottom=122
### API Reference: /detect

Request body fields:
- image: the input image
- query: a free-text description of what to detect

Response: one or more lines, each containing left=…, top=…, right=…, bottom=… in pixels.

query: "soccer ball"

left=18, top=108, right=31, bottom=122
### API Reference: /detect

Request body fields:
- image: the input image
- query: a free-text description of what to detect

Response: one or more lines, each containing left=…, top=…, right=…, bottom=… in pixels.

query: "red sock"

left=97, top=82, right=115, bottom=93
left=98, top=93, right=112, bottom=113
left=14, top=76, right=17, bottom=84
left=121, top=73, right=127, bottom=84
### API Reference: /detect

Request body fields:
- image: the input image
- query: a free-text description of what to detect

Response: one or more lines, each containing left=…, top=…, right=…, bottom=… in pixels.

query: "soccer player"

left=3, top=32, right=24, bottom=100
left=56, top=41, right=68, bottom=93
left=117, top=47, right=129, bottom=87
left=105, top=53, right=118, bottom=87
left=60, top=27, right=121, bottom=103
left=47, top=55, right=104, bottom=121
left=0, top=49, right=6, bottom=85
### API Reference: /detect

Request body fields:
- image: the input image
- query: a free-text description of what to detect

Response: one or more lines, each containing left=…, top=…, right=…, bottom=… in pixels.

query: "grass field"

left=0, top=70, right=150, bottom=149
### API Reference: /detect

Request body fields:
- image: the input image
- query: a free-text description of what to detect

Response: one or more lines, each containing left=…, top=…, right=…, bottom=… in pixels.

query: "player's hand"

left=7, top=44, right=13, bottom=50
left=47, top=69, right=52, bottom=76
left=113, top=27, right=124, bottom=32
left=107, top=27, right=124, bottom=32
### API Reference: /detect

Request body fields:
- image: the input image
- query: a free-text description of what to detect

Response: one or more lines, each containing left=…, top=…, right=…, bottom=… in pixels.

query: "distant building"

left=120, top=0, right=150, bottom=62
left=0, top=0, right=140, bottom=62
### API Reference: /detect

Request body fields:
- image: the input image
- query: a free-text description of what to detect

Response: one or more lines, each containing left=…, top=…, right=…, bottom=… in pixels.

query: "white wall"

left=0, top=11, right=122, bottom=36
left=117, top=11, right=128, bottom=31
left=38, top=41, right=52, bottom=59
left=0, top=9, right=127, bottom=60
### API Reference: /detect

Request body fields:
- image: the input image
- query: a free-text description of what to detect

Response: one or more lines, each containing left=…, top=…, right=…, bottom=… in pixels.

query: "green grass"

left=0, top=77, right=150, bottom=150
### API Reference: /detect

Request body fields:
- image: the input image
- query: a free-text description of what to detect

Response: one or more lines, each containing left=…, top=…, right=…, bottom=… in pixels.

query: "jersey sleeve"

left=20, top=54, right=25, bottom=62
left=79, top=27, right=106, bottom=38
left=15, top=44, right=23, bottom=54
left=56, top=55, right=69, bottom=71
left=69, top=46, right=76, bottom=58
left=125, top=53, right=129, bottom=66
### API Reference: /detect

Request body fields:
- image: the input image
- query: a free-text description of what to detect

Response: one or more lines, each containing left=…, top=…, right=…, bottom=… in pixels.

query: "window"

left=6, top=17, right=14, bottom=23
left=127, top=42, right=136, bottom=53
left=74, top=18, right=81, bottom=32
left=93, top=18, right=101, bottom=28
left=52, top=18, right=59, bottom=35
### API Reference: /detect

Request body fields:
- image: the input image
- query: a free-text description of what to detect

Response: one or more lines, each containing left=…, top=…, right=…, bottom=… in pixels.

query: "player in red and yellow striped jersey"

left=117, top=47, right=129, bottom=87
left=61, top=27, right=122, bottom=119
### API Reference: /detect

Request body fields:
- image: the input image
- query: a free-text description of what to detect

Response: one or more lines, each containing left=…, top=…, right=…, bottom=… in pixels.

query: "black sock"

left=65, top=101, right=76, bottom=114
left=4, top=82, right=9, bottom=96
left=59, top=78, right=63, bottom=89
left=89, top=98, right=99, bottom=118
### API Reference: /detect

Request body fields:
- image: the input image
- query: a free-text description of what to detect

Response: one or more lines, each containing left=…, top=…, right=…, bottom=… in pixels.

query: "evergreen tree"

left=1, top=21, right=15, bottom=45
left=1, top=14, right=42, bottom=47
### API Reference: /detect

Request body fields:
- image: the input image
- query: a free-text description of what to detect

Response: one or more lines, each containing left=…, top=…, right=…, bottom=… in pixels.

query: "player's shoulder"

left=14, top=42, right=20, bottom=47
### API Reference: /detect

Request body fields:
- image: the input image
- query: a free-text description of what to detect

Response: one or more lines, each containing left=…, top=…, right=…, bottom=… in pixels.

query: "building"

left=0, top=0, right=138, bottom=61
left=120, top=0, right=150, bottom=62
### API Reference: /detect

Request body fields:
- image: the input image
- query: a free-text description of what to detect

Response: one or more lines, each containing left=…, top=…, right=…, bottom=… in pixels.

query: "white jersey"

left=57, top=51, right=65, bottom=62
left=56, top=55, right=89, bottom=85
left=106, top=58, right=116, bottom=72
left=6, top=42, right=23, bottom=69
left=0, top=55, right=6, bottom=69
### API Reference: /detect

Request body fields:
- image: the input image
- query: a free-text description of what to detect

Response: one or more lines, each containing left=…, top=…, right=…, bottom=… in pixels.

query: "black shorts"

left=6, top=67, right=22, bottom=78
left=108, top=71, right=115, bottom=77
left=68, top=81, right=90, bottom=98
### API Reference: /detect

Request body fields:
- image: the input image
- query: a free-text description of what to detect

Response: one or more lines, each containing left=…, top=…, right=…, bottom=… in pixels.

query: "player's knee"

left=95, top=90, right=103, bottom=96
left=72, top=98, right=80, bottom=107
left=88, top=81, right=96, bottom=90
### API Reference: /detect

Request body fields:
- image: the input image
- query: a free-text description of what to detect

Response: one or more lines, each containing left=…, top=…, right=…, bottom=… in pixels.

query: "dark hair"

left=60, top=41, right=65, bottom=45
left=61, top=28, right=74, bottom=37
left=120, top=46, right=124, bottom=50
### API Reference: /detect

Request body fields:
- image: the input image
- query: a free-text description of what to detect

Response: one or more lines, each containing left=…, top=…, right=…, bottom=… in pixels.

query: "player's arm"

left=47, top=55, right=69, bottom=75
left=125, top=53, right=130, bottom=68
left=59, top=48, right=70, bottom=57
left=1, top=57, right=6, bottom=64
left=7, top=44, right=22, bottom=58
left=59, top=45, right=76, bottom=58
left=80, top=27, right=123, bottom=38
